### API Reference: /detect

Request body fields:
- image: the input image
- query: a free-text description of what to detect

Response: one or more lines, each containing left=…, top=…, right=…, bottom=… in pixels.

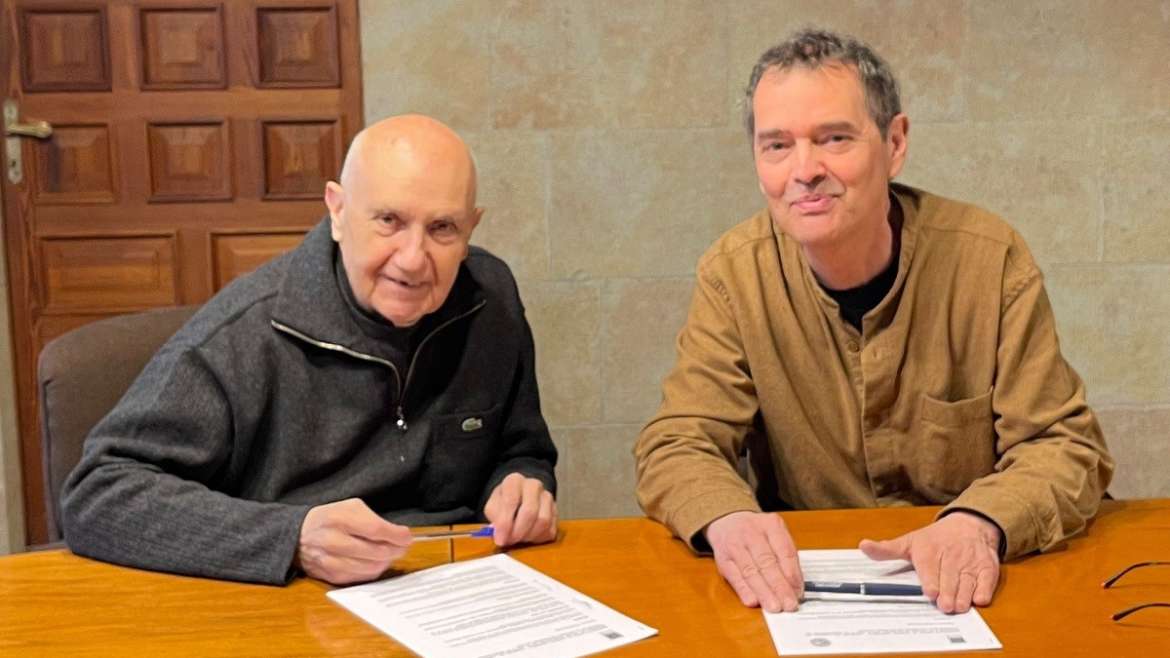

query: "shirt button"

left=847, top=341, right=860, bottom=353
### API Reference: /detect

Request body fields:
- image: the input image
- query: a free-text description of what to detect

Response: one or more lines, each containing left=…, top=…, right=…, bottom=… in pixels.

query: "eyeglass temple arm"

left=1102, top=561, right=1170, bottom=589
left=1112, top=602, right=1170, bottom=622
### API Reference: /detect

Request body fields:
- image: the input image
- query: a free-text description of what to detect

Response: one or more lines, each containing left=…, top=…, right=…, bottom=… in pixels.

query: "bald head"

left=339, top=114, right=478, bottom=208
left=324, top=114, right=485, bottom=327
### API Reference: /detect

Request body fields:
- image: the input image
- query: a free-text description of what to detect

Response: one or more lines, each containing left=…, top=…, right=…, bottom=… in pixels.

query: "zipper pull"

left=396, top=405, right=408, bottom=432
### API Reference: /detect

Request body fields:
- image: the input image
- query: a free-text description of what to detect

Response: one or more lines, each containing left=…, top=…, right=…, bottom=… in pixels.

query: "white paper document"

left=328, top=553, right=657, bottom=658
left=764, top=549, right=1001, bottom=655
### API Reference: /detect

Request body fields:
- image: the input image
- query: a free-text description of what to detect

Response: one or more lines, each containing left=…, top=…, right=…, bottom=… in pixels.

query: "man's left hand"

left=859, top=511, right=1002, bottom=614
left=483, top=473, right=557, bottom=547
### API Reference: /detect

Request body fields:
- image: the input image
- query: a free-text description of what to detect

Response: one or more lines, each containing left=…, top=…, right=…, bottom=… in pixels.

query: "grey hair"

left=744, top=28, right=902, bottom=140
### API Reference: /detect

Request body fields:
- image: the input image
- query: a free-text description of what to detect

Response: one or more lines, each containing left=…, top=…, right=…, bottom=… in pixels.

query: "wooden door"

left=1, top=0, right=363, bottom=544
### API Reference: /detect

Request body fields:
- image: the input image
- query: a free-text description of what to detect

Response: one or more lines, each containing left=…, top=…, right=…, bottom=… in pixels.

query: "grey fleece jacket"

left=61, top=220, right=557, bottom=585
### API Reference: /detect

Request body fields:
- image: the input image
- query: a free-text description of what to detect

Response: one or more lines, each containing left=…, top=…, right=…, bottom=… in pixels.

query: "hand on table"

left=859, top=511, right=1002, bottom=614
left=704, top=511, right=804, bottom=613
left=296, top=498, right=412, bottom=585
left=483, top=472, right=557, bottom=547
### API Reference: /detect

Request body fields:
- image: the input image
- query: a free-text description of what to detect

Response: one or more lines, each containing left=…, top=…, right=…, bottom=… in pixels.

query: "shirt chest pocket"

left=418, top=404, right=504, bottom=511
left=908, top=389, right=997, bottom=501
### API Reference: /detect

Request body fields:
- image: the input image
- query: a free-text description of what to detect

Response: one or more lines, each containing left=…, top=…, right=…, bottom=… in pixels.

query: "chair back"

left=37, top=306, right=198, bottom=542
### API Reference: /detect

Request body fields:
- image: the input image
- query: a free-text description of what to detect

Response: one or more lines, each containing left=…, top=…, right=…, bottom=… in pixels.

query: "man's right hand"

left=704, top=511, right=804, bottom=613
left=296, top=498, right=413, bottom=584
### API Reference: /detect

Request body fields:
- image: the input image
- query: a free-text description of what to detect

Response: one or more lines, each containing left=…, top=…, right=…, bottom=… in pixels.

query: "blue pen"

left=412, top=526, right=494, bottom=542
left=803, top=581, right=924, bottom=597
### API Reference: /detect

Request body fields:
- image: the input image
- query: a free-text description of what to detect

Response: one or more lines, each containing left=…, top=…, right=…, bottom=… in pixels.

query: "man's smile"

left=790, top=193, right=837, bottom=214
left=382, top=274, right=430, bottom=295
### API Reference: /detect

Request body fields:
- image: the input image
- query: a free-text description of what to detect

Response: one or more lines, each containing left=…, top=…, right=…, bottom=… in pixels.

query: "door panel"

left=139, top=6, right=227, bottom=90
left=260, top=118, right=343, bottom=198
left=210, top=230, right=306, bottom=291
left=20, top=6, right=112, bottom=92
left=256, top=5, right=340, bottom=87
left=40, top=234, right=179, bottom=310
left=32, top=123, right=117, bottom=203
left=1, top=0, right=361, bottom=544
left=146, top=121, right=233, bottom=201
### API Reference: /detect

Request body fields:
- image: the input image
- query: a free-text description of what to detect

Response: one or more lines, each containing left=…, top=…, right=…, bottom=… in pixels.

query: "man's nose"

left=791, top=142, right=826, bottom=187
left=393, top=228, right=428, bottom=273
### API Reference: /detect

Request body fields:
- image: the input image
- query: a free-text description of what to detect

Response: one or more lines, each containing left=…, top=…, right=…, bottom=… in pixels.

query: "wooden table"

left=2, top=500, right=1167, bottom=656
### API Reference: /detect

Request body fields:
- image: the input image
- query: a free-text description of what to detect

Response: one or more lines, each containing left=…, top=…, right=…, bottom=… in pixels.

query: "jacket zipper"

left=270, top=299, right=486, bottom=432
left=392, top=300, right=486, bottom=430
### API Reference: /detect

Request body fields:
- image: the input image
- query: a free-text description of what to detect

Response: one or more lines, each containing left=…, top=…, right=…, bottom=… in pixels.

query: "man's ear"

left=463, top=207, right=485, bottom=260
left=324, top=181, right=345, bottom=240
left=886, top=113, right=910, bottom=180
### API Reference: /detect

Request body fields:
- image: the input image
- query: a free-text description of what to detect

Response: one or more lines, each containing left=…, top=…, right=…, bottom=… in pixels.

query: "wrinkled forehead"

left=350, top=140, right=478, bottom=212
left=753, top=62, right=871, bottom=127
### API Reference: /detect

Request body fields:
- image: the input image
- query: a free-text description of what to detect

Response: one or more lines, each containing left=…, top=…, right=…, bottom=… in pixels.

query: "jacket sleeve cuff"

left=940, top=488, right=1039, bottom=561
left=274, top=504, right=314, bottom=585
left=669, top=487, right=761, bottom=554
left=480, top=457, right=557, bottom=512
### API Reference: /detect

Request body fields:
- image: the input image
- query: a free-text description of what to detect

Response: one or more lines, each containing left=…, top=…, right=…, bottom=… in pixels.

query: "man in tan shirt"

left=634, top=29, right=1113, bottom=615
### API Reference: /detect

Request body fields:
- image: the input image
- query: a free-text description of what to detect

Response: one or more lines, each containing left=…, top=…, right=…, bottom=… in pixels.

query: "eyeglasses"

left=1102, top=561, right=1170, bottom=621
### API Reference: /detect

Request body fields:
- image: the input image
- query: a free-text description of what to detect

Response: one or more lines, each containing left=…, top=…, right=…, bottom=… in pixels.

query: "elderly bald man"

left=62, top=115, right=558, bottom=585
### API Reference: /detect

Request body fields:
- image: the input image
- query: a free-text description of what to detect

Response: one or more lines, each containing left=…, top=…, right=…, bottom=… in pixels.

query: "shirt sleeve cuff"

left=937, top=507, right=1008, bottom=561
left=668, top=487, right=762, bottom=554
left=940, top=488, right=1039, bottom=561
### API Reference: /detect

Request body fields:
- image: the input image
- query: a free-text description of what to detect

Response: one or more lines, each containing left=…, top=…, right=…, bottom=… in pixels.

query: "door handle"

left=3, top=100, right=52, bottom=138
left=5, top=120, right=52, bottom=139
left=4, top=99, right=53, bottom=184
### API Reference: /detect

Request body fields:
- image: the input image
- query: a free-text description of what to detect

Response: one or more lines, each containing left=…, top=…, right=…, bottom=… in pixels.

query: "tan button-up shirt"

left=634, top=184, right=1113, bottom=560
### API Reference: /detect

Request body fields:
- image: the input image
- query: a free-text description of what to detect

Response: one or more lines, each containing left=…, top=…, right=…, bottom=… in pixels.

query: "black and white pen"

left=803, top=581, right=924, bottom=597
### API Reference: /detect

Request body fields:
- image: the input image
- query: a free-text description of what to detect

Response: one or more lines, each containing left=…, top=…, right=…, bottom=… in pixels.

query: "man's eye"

left=431, top=221, right=457, bottom=235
